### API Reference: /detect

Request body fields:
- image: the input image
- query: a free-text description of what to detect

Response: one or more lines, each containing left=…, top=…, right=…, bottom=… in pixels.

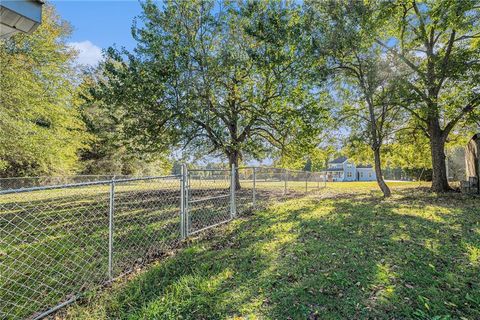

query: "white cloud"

left=68, top=40, right=103, bottom=67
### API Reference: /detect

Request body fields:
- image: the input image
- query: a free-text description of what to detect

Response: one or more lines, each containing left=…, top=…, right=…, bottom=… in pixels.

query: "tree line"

left=0, top=1, right=478, bottom=195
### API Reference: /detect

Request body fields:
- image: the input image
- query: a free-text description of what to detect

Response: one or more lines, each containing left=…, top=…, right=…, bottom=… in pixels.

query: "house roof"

left=322, top=168, right=344, bottom=172
left=357, top=164, right=373, bottom=169
left=329, top=156, right=348, bottom=164
left=0, top=0, right=44, bottom=38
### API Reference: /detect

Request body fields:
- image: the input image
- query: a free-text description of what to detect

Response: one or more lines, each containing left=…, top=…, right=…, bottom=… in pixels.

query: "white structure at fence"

left=0, top=166, right=326, bottom=319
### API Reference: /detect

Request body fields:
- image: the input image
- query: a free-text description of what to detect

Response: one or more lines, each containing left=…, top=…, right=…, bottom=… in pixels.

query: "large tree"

left=0, top=5, right=89, bottom=177
left=375, top=0, right=480, bottom=192
left=305, top=0, right=405, bottom=197
left=94, top=0, right=326, bottom=188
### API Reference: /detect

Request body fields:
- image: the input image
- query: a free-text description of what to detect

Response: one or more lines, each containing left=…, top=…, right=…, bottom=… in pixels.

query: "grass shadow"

left=63, top=187, right=480, bottom=319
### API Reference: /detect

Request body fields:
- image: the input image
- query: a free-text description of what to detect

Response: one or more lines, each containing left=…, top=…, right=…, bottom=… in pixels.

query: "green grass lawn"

left=0, top=179, right=184, bottom=319
left=0, top=176, right=317, bottom=318
left=62, top=182, right=479, bottom=319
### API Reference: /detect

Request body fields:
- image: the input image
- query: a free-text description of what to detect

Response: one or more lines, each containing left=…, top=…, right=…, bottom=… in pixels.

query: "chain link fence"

left=0, top=166, right=325, bottom=319
left=0, top=175, right=134, bottom=191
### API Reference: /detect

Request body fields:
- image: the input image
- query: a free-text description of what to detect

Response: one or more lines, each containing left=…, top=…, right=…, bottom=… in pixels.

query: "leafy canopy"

left=0, top=5, right=90, bottom=177
left=93, top=0, right=328, bottom=167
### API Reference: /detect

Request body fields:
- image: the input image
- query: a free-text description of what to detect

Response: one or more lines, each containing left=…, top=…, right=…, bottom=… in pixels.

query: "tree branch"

left=443, top=95, right=480, bottom=137
left=399, top=102, right=428, bottom=125
left=437, top=30, right=456, bottom=93
left=454, top=32, right=480, bottom=42
left=192, top=119, right=224, bottom=149
left=375, top=39, right=426, bottom=81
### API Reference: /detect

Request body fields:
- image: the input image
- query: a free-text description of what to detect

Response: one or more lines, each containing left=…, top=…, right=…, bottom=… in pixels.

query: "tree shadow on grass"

left=64, top=189, right=480, bottom=320
left=264, top=192, right=479, bottom=319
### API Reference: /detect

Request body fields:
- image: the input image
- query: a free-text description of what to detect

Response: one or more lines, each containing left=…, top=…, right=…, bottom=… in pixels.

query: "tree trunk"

left=373, top=147, right=391, bottom=197
left=429, top=127, right=451, bottom=192
left=228, top=150, right=241, bottom=190
left=363, top=91, right=390, bottom=197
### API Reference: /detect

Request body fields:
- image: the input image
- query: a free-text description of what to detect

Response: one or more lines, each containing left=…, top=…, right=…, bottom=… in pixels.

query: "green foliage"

left=78, top=74, right=171, bottom=176
left=376, top=0, right=480, bottom=190
left=305, top=0, right=403, bottom=196
left=277, top=144, right=336, bottom=171
left=304, top=0, right=479, bottom=190
left=92, top=0, right=328, bottom=170
left=0, top=6, right=90, bottom=177
left=384, top=0, right=480, bottom=131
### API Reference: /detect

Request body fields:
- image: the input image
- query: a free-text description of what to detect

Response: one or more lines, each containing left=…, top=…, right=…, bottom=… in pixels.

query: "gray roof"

left=322, top=168, right=344, bottom=172
left=329, top=156, right=348, bottom=164
left=357, top=164, right=373, bottom=169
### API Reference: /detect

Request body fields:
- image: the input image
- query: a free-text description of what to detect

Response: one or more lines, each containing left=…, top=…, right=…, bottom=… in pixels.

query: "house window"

left=360, top=172, right=364, bottom=178
left=369, top=172, right=372, bottom=178
left=347, top=172, right=352, bottom=178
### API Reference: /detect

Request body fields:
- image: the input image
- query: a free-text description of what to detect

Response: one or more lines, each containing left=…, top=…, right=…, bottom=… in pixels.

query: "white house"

left=323, top=156, right=376, bottom=182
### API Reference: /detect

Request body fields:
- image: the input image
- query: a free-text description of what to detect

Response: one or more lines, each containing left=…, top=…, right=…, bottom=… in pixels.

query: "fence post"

left=108, top=179, right=115, bottom=281
left=252, top=167, right=256, bottom=208
left=180, top=164, right=188, bottom=239
left=284, top=169, right=287, bottom=196
left=230, top=164, right=236, bottom=218
left=305, top=172, right=308, bottom=193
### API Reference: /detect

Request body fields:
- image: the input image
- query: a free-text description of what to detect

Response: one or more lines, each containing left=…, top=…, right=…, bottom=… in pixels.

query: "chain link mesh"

left=0, top=167, right=325, bottom=319
left=187, top=169, right=231, bottom=235
left=0, top=183, right=110, bottom=319
left=236, top=168, right=255, bottom=215
left=111, top=177, right=181, bottom=277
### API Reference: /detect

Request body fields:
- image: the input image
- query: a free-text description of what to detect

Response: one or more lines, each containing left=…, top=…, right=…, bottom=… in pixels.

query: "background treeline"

left=0, top=6, right=170, bottom=177
left=0, top=1, right=478, bottom=195
left=0, top=7, right=87, bottom=177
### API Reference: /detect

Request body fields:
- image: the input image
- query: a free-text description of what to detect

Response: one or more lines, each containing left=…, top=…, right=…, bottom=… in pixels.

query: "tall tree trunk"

left=364, top=94, right=391, bottom=197
left=429, top=125, right=450, bottom=192
left=373, top=146, right=391, bottom=197
left=228, top=150, right=241, bottom=190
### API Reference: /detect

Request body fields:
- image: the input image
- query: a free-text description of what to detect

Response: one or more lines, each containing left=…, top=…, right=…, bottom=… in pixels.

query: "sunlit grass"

left=62, top=183, right=479, bottom=319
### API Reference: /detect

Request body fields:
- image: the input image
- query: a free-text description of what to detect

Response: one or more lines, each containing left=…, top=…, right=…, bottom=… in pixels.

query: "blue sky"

left=52, top=0, right=147, bottom=66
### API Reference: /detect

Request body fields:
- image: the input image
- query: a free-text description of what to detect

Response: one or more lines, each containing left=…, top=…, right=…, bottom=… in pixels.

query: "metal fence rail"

left=0, top=166, right=326, bottom=319
left=0, top=175, right=136, bottom=191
